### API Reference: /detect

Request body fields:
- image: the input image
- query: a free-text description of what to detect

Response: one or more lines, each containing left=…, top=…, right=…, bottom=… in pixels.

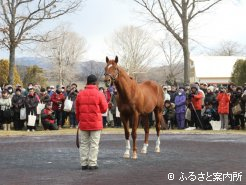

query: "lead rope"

left=76, top=127, right=80, bottom=149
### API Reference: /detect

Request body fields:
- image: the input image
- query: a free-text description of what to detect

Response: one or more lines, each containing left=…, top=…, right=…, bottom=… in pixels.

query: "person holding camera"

left=41, top=102, right=58, bottom=130
left=188, top=84, right=203, bottom=129
left=217, top=86, right=230, bottom=130
left=51, top=85, right=65, bottom=129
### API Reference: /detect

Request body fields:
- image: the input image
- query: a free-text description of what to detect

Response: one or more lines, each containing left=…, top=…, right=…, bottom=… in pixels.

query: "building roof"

left=191, top=56, right=246, bottom=78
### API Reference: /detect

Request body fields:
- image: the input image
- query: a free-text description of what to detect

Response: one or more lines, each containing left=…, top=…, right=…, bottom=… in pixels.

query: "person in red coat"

left=217, top=86, right=230, bottom=130
left=188, top=84, right=203, bottom=129
left=76, top=74, right=108, bottom=170
left=50, top=85, right=65, bottom=129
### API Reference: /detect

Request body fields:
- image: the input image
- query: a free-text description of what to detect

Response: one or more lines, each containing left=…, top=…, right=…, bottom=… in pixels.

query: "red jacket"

left=41, top=108, right=55, bottom=124
left=76, top=85, right=108, bottom=131
left=217, top=92, right=230, bottom=114
left=191, top=92, right=203, bottom=110
left=51, top=92, right=65, bottom=111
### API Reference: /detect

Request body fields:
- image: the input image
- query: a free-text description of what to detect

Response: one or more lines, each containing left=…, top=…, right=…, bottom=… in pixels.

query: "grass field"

left=0, top=127, right=246, bottom=137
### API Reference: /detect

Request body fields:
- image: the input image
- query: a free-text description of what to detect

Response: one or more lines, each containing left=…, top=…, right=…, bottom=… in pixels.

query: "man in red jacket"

left=76, top=74, right=108, bottom=170
left=189, top=84, right=203, bottom=129
left=50, top=85, right=65, bottom=129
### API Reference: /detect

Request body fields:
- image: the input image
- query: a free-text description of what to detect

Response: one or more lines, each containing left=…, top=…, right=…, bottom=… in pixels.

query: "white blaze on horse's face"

left=107, top=64, right=113, bottom=69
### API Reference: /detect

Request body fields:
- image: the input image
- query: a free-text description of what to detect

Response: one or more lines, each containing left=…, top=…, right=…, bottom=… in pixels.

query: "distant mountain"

left=15, top=57, right=51, bottom=69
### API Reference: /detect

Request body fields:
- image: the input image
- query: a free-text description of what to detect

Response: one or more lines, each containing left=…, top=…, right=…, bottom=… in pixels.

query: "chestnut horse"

left=104, top=56, right=165, bottom=159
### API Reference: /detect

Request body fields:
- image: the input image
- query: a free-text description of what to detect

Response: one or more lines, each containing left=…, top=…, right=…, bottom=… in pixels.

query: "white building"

left=190, top=56, right=246, bottom=84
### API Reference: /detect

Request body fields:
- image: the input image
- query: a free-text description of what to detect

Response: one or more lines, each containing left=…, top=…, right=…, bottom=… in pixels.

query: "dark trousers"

left=55, top=110, right=63, bottom=126
left=102, top=116, right=107, bottom=128
left=191, top=110, right=202, bottom=129
left=62, top=111, right=68, bottom=126
left=69, top=112, right=77, bottom=127
left=43, top=121, right=58, bottom=130
left=13, top=111, right=24, bottom=130
left=234, top=114, right=245, bottom=129
left=113, top=114, right=121, bottom=127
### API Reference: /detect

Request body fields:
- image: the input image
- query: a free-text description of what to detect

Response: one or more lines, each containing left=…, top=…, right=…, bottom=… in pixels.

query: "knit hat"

left=87, top=74, right=97, bottom=84
left=191, top=84, right=198, bottom=90
left=207, top=86, right=214, bottom=92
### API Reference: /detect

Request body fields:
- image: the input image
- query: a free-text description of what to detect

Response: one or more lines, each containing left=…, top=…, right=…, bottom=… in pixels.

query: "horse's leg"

left=141, top=115, right=149, bottom=154
left=154, top=109, right=161, bottom=153
left=122, top=115, right=131, bottom=158
left=131, top=111, right=139, bottom=159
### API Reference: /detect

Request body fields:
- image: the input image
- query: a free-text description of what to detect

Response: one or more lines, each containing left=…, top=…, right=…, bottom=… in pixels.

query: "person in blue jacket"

left=175, top=87, right=186, bottom=129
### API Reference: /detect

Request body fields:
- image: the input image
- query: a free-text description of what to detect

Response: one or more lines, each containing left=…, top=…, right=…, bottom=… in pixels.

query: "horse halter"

left=104, top=67, right=119, bottom=82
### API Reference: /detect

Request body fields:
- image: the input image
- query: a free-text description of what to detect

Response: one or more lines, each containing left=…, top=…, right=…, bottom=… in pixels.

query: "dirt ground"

left=0, top=133, right=245, bottom=185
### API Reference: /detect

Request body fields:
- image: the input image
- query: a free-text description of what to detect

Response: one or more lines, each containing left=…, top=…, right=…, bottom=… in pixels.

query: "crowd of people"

left=0, top=81, right=246, bottom=131
left=0, top=83, right=79, bottom=131
left=162, top=82, right=246, bottom=130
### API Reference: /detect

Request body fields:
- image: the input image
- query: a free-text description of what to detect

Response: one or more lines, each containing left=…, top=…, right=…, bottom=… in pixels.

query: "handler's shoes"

left=81, top=166, right=88, bottom=170
left=88, top=166, right=98, bottom=170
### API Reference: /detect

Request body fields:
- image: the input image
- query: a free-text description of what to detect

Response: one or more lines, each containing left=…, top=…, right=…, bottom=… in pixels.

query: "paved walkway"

left=0, top=134, right=245, bottom=185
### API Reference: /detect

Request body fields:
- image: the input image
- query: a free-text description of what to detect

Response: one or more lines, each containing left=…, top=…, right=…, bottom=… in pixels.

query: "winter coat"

left=67, top=91, right=78, bottom=112
left=109, top=93, right=117, bottom=115
left=191, top=91, right=203, bottom=110
left=12, top=94, right=25, bottom=112
left=204, top=92, right=217, bottom=108
left=174, top=92, right=186, bottom=113
left=170, top=91, right=177, bottom=103
left=41, top=108, right=56, bottom=124
left=0, top=96, right=12, bottom=111
left=25, top=94, right=39, bottom=114
left=231, top=92, right=245, bottom=114
left=39, top=94, right=50, bottom=104
left=51, top=91, right=65, bottom=111
left=217, top=92, right=230, bottom=114
left=76, top=85, right=108, bottom=131
left=164, top=103, right=175, bottom=120
left=0, top=95, right=12, bottom=123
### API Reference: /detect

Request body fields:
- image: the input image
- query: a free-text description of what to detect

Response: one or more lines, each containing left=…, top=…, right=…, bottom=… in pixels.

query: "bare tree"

left=210, top=40, right=245, bottom=56
left=158, top=34, right=184, bottom=84
left=0, top=0, right=84, bottom=85
left=80, top=61, right=105, bottom=81
left=108, top=25, right=155, bottom=77
left=38, top=25, right=86, bottom=85
left=134, top=0, right=222, bottom=83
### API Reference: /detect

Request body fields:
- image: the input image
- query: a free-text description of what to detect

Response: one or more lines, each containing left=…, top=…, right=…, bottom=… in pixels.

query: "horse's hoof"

left=155, top=147, right=160, bottom=153
left=141, top=148, right=147, bottom=154
left=123, top=153, right=130, bottom=159
left=132, top=153, right=138, bottom=159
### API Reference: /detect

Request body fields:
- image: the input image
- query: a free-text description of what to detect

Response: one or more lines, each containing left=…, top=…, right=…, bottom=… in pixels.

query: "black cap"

left=87, top=74, right=97, bottom=84
left=40, top=87, right=46, bottom=92
left=15, top=88, right=22, bottom=93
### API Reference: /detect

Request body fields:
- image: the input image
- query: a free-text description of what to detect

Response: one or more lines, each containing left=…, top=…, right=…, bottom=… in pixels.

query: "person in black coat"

left=25, top=87, right=39, bottom=132
left=12, top=88, right=25, bottom=130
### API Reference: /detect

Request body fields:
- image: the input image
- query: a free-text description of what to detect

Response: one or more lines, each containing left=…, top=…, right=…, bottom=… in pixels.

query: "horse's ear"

left=106, top=56, right=109, bottom=63
left=115, top=56, right=118, bottom=63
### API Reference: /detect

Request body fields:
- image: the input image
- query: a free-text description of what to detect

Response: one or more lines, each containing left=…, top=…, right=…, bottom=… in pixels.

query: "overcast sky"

left=1, top=0, right=246, bottom=65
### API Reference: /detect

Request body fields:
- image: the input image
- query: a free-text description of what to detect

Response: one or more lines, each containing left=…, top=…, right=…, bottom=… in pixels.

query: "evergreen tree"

left=231, top=59, right=246, bottom=85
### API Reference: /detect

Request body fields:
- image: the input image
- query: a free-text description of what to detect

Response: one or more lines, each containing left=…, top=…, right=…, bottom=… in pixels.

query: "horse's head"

left=104, top=56, right=119, bottom=87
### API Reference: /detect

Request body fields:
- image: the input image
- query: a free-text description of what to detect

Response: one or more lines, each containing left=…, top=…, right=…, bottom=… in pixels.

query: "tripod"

left=190, top=102, right=204, bottom=130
